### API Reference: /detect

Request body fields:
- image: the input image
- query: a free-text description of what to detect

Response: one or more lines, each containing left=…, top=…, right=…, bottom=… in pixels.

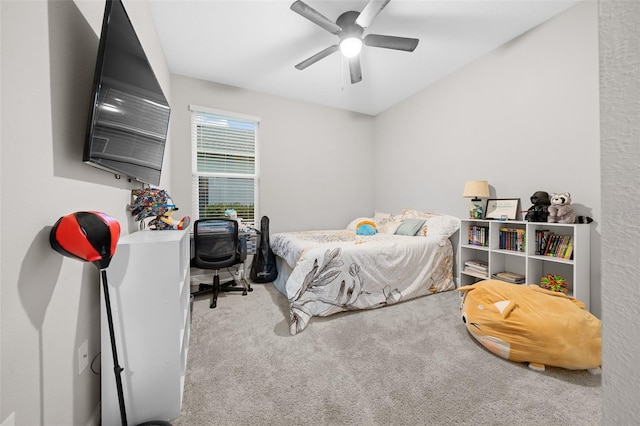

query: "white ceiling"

left=148, top=0, right=580, bottom=116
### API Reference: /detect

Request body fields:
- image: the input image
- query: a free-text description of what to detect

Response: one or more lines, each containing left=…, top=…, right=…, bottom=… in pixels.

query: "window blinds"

left=191, top=108, right=259, bottom=225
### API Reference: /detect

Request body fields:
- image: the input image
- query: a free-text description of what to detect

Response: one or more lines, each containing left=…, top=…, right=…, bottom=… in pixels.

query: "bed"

left=270, top=209, right=460, bottom=334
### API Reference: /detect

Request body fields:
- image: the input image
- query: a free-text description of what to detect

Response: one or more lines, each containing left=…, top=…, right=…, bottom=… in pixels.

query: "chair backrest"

left=192, top=218, right=240, bottom=270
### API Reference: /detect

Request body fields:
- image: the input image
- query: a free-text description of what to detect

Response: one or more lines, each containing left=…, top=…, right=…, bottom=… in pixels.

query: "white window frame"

left=189, top=105, right=260, bottom=226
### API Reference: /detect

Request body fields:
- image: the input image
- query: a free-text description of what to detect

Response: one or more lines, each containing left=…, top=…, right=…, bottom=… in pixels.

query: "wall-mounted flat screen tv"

left=83, top=0, right=170, bottom=187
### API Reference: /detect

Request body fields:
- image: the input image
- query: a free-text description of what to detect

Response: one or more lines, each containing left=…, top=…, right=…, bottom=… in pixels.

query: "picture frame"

left=484, top=198, right=520, bottom=220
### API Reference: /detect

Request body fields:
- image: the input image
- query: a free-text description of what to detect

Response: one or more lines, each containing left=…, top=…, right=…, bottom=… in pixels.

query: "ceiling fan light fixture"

left=291, top=0, right=419, bottom=83
left=339, top=37, right=363, bottom=57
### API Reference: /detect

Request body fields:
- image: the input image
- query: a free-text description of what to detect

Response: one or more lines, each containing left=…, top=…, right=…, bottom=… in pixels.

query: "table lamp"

left=463, top=180, right=490, bottom=219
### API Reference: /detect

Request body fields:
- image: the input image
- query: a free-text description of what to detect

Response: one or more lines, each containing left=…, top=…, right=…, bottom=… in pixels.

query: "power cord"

left=90, top=352, right=101, bottom=375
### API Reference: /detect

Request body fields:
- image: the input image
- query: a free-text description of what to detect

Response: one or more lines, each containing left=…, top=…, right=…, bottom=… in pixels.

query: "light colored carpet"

left=175, top=283, right=601, bottom=426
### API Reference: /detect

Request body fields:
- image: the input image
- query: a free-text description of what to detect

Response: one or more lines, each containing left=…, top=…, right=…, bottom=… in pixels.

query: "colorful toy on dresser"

left=127, top=188, right=190, bottom=230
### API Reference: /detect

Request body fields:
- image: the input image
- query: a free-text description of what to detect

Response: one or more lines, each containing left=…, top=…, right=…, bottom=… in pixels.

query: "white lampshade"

left=463, top=180, right=490, bottom=199
left=463, top=180, right=490, bottom=219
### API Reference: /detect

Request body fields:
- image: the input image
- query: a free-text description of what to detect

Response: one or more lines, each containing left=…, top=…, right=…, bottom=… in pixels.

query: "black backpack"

left=250, top=216, right=278, bottom=283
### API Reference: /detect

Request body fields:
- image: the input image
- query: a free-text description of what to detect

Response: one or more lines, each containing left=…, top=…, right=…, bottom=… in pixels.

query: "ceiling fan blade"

left=348, top=56, right=362, bottom=84
left=295, top=45, right=339, bottom=70
left=355, top=0, right=391, bottom=28
left=290, top=1, right=341, bottom=34
left=364, top=34, right=419, bottom=52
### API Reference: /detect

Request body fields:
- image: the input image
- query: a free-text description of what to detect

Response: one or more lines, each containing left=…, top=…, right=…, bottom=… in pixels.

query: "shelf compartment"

left=528, top=258, right=574, bottom=298
left=490, top=251, right=526, bottom=280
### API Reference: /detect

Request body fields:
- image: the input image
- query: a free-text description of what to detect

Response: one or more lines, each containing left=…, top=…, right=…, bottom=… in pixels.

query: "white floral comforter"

left=270, top=230, right=455, bottom=335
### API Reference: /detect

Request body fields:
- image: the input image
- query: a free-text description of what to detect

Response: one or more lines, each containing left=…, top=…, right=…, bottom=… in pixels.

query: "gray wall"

left=374, top=1, right=601, bottom=316
left=599, top=0, right=640, bottom=423
left=169, top=75, right=376, bottom=234
left=0, top=1, right=172, bottom=424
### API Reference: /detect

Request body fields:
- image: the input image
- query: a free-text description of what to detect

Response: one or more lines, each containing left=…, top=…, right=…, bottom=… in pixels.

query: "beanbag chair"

left=458, top=279, right=601, bottom=373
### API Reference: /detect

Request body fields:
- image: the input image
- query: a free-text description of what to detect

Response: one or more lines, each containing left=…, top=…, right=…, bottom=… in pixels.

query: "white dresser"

left=101, top=229, right=191, bottom=425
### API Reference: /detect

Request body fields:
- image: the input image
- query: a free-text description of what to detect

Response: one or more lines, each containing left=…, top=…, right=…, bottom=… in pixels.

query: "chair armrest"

left=238, top=235, right=247, bottom=262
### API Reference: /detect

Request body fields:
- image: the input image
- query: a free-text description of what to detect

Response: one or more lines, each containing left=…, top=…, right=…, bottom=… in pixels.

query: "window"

left=190, top=105, right=259, bottom=226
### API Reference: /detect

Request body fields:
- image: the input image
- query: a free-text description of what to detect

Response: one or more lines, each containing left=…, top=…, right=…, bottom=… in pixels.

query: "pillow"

left=375, top=213, right=402, bottom=234
left=377, top=219, right=402, bottom=234
left=374, top=211, right=392, bottom=221
left=394, top=218, right=426, bottom=236
left=400, top=209, right=460, bottom=238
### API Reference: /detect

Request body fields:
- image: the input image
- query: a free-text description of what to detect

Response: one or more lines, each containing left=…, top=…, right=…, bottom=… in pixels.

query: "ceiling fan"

left=290, top=0, right=419, bottom=84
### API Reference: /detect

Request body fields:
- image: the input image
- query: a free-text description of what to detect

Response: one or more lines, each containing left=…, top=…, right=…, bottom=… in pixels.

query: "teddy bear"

left=547, top=192, right=576, bottom=224
left=524, top=191, right=551, bottom=222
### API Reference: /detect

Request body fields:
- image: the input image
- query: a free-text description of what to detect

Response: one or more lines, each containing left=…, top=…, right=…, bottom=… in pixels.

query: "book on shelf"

left=492, top=271, right=525, bottom=284
left=464, top=265, right=488, bottom=274
left=464, top=259, right=488, bottom=270
left=534, top=230, right=573, bottom=259
left=563, top=240, right=574, bottom=259
left=547, top=235, right=560, bottom=256
left=534, top=229, right=549, bottom=255
left=463, top=268, right=489, bottom=278
left=498, top=227, right=526, bottom=252
left=463, top=260, right=488, bottom=278
left=467, top=225, right=489, bottom=247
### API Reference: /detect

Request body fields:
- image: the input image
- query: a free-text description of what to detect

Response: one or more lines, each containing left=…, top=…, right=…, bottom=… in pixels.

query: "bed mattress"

left=271, top=229, right=455, bottom=334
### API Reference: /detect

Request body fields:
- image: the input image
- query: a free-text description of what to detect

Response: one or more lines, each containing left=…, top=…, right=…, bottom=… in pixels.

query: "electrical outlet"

left=78, top=339, right=89, bottom=375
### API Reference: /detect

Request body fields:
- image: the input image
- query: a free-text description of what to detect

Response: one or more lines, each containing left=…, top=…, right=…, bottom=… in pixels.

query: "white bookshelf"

left=459, top=219, right=591, bottom=310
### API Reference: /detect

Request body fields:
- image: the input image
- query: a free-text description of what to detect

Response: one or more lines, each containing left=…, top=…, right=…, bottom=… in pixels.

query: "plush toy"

left=458, top=279, right=601, bottom=373
left=547, top=192, right=576, bottom=224
left=356, top=220, right=377, bottom=235
left=524, top=191, right=551, bottom=222
left=127, top=188, right=190, bottom=231
left=149, top=209, right=190, bottom=231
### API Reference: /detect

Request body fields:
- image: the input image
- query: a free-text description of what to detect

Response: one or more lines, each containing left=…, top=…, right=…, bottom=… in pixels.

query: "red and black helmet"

left=50, top=211, right=120, bottom=269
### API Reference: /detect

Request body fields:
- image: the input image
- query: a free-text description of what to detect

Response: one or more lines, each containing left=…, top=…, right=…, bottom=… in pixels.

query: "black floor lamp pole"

left=101, top=269, right=128, bottom=426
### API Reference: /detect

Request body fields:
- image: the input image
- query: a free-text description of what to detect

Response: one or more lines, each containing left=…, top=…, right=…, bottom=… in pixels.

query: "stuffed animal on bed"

left=457, top=279, right=601, bottom=373
left=547, top=192, right=576, bottom=224
left=356, top=220, right=377, bottom=235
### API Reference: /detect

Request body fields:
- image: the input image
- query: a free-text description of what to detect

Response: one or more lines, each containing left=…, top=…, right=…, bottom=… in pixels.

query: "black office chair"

left=191, top=218, right=252, bottom=308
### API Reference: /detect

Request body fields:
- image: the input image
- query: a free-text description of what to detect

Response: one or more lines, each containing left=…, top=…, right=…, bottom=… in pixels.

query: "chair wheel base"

left=241, top=284, right=254, bottom=296
left=191, top=279, right=252, bottom=308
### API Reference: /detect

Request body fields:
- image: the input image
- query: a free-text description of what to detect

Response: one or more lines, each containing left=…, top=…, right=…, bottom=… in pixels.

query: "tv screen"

left=83, top=0, right=170, bottom=186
